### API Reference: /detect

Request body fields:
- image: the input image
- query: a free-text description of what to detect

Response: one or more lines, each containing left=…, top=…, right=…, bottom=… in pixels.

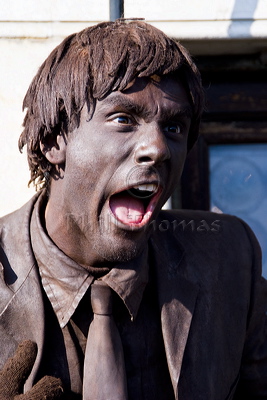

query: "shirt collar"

left=102, top=247, right=149, bottom=321
left=30, top=191, right=149, bottom=327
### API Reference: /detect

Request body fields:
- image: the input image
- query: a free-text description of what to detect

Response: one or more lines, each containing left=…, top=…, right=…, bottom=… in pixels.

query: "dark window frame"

left=180, top=120, right=267, bottom=211
left=177, top=53, right=267, bottom=211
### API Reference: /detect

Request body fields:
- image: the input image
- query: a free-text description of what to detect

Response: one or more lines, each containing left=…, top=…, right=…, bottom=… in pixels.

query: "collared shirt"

left=30, top=192, right=174, bottom=399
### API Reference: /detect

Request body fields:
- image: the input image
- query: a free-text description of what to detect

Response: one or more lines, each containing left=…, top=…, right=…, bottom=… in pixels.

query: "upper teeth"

left=133, top=184, right=157, bottom=193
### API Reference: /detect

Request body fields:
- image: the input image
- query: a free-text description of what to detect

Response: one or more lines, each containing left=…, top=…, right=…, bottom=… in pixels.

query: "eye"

left=113, top=115, right=133, bottom=125
left=163, top=124, right=181, bottom=134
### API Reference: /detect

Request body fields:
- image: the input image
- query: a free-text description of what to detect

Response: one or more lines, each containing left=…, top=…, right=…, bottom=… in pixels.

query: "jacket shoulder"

left=0, top=192, right=40, bottom=234
left=0, top=192, right=41, bottom=289
left=153, top=208, right=261, bottom=268
left=156, top=208, right=244, bottom=235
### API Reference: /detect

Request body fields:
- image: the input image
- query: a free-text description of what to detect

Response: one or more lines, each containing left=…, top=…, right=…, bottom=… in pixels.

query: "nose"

left=134, top=125, right=171, bottom=165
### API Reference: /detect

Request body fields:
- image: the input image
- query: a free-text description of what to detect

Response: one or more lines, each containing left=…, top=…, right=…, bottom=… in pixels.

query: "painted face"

left=48, top=76, right=192, bottom=267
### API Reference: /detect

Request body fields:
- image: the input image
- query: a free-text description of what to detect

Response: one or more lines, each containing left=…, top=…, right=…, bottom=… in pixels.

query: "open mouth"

left=109, top=183, right=161, bottom=227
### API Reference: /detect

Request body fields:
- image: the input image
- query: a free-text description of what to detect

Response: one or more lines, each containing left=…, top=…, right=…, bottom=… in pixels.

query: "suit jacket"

left=1, top=193, right=267, bottom=400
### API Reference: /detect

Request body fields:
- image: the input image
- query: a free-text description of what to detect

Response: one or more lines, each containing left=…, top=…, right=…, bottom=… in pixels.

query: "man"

left=0, top=19, right=267, bottom=400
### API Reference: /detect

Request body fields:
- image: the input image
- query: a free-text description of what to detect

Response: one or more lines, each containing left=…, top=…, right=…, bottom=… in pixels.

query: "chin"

left=92, top=234, right=145, bottom=264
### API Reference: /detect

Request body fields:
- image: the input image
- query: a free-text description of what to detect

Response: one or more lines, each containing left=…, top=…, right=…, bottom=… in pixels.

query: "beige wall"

left=0, top=1, right=109, bottom=216
left=1, top=0, right=267, bottom=216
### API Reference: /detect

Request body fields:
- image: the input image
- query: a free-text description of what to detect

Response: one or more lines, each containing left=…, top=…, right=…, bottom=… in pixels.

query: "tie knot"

left=90, top=280, right=113, bottom=315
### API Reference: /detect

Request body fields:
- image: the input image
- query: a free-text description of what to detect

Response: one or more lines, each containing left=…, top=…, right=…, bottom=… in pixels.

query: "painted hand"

left=0, top=340, right=64, bottom=399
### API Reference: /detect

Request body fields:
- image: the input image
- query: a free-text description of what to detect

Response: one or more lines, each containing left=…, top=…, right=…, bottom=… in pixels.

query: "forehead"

left=95, top=76, right=192, bottom=118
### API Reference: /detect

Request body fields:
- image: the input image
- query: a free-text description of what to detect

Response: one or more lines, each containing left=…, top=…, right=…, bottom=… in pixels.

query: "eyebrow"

left=100, top=93, right=193, bottom=120
left=105, top=95, right=148, bottom=117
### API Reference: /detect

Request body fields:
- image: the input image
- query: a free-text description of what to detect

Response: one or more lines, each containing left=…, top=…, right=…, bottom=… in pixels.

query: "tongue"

left=110, top=192, right=145, bottom=224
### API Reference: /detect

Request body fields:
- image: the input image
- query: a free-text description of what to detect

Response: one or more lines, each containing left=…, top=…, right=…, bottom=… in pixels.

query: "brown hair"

left=19, top=19, right=204, bottom=188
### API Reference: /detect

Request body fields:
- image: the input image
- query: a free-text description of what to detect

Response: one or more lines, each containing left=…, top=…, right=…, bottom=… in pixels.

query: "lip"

left=108, top=181, right=163, bottom=230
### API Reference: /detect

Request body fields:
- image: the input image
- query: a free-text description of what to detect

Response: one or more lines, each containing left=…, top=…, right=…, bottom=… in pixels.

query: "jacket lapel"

left=150, top=229, right=199, bottom=399
left=0, top=193, right=46, bottom=389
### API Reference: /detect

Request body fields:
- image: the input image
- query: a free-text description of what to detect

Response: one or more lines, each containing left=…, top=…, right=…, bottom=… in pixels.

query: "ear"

left=40, top=134, right=67, bottom=165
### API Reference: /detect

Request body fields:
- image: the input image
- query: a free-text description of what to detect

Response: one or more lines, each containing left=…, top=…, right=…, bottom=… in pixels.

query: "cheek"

left=63, top=150, right=96, bottom=199
left=67, top=131, right=121, bottom=167
left=171, top=143, right=187, bottom=167
left=63, top=142, right=118, bottom=196
left=65, top=137, right=104, bottom=177
left=166, top=146, right=187, bottom=190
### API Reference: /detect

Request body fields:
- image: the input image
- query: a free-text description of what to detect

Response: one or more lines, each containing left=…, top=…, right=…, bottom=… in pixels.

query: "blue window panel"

left=209, top=144, right=267, bottom=278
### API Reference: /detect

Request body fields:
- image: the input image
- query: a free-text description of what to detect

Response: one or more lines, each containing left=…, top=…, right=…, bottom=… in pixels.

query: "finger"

left=0, top=340, right=37, bottom=396
left=15, top=376, right=64, bottom=400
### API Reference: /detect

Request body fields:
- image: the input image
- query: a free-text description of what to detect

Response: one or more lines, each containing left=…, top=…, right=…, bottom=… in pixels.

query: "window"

left=179, top=54, right=267, bottom=276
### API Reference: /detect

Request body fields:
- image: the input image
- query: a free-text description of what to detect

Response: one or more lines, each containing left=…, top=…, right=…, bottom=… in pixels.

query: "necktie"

left=83, top=280, right=128, bottom=400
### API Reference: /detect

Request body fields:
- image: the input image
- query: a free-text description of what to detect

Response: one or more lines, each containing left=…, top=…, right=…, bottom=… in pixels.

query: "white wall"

left=0, top=0, right=267, bottom=216
left=0, top=1, right=109, bottom=216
